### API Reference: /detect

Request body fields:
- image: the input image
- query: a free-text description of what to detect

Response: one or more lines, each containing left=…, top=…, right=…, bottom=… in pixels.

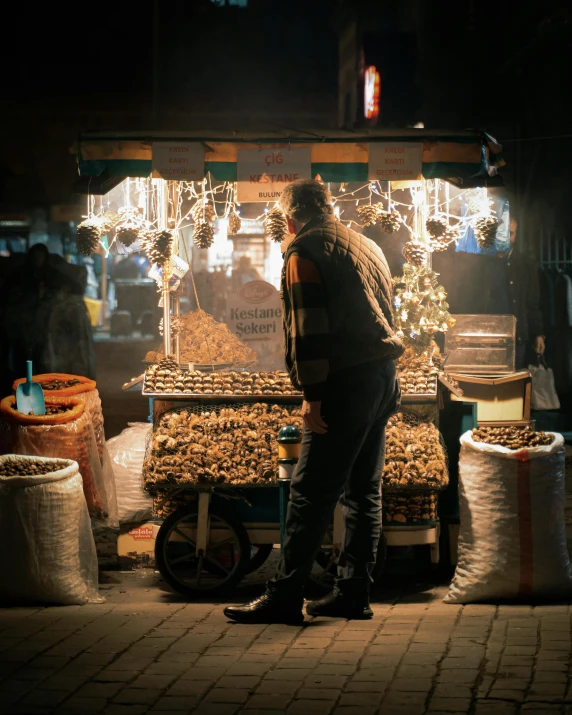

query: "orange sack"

left=12, top=374, right=104, bottom=462
left=0, top=396, right=106, bottom=519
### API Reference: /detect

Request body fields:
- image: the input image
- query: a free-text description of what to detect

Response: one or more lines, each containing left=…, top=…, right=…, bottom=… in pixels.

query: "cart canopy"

left=72, top=129, right=504, bottom=188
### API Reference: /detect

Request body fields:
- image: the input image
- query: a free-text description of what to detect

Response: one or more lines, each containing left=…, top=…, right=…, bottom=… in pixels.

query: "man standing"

left=224, top=179, right=403, bottom=624
left=497, top=218, right=545, bottom=369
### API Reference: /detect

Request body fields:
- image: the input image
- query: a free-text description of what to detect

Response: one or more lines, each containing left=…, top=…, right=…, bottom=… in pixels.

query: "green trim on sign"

left=311, top=162, right=368, bottom=182
left=205, top=161, right=237, bottom=182
left=78, top=157, right=152, bottom=177
left=421, top=161, right=485, bottom=179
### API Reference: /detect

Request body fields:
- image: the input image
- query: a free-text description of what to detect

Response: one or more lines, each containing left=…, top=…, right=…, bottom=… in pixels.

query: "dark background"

left=2, top=0, right=571, bottom=253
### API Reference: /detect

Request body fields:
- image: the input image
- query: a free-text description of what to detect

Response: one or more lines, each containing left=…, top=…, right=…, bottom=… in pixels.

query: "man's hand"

left=534, top=336, right=546, bottom=355
left=301, top=400, right=328, bottom=434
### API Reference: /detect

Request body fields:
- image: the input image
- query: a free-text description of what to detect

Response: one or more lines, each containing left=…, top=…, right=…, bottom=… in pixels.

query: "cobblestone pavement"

left=2, top=570, right=572, bottom=715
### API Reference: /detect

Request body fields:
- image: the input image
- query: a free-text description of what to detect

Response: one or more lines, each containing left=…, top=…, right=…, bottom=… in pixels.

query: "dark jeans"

left=270, top=358, right=401, bottom=598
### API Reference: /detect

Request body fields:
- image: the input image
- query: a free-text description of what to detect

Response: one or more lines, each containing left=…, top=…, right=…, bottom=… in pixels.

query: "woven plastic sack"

left=0, top=455, right=101, bottom=605
left=445, top=431, right=571, bottom=603
left=106, top=422, right=153, bottom=524
left=0, top=403, right=117, bottom=525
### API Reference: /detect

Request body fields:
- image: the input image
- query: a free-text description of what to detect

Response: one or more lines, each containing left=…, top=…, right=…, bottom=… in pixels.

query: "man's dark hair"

left=279, top=179, right=333, bottom=223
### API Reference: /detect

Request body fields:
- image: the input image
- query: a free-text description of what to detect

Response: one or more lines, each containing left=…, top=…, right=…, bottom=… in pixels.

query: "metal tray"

left=142, top=391, right=303, bottom=403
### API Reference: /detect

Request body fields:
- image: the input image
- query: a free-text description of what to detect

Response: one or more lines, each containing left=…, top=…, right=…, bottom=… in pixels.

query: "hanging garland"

left=392, top=263, right=455, bottom=353
left=76, top=218, right=103, bottom=256
left=357, top=204, right=379, bottom=227
left=264, top=207, right=288, bottom=243
left=426, top=215, right=460, bottom=252
left=377, top=209, right=402, bottom=234
left=193, top=221, right=215, bottom=249
left=190, top=199, right=216, bottom=224
left=402, top=240, right=429, bottom=267
left=228, top=211, right=242, bottom=235
left=474, top=216, right=499, bottom=249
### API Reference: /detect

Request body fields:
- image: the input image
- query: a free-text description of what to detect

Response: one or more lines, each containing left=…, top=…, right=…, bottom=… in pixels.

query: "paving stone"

left=113, top=688, right=163, bottom=704
left=428, top=697, right=473, bottom=712
left=244, top=693, right=294, bottom=709
left=287, top=700, right=334, bottom=714
left=203, top=687, right=251, bottom=703
left=257, top=680, right=300, bottom=694
left=337, top=692, right=382, bottom=706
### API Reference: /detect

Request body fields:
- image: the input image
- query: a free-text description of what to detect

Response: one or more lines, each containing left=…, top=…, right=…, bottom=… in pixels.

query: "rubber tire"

left=244, top=544, right=274, bottom=575
left=155, top=503, right=251, bottom=598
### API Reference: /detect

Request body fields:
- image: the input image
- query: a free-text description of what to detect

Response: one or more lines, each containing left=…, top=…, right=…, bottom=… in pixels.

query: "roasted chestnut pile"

left=144, top=360, right=300, bottom=396
left=144, top=402, right=303, bottom=490
left=0, top=459, right=69, bottom=476
left=472, top=425, right=554, bottom=449
left=383, top=492, right=437, bottom=524
left=396, top=351, right=440, bottom=395
left=383, top=413, right=448, bottom=488
left=31, top=405, right=72, bottom=416
left=42, top=379, right=81, bottom=391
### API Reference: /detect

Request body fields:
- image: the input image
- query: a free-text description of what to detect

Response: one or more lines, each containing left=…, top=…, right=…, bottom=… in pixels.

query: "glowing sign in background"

left=364, top=65, right=381, bottom=120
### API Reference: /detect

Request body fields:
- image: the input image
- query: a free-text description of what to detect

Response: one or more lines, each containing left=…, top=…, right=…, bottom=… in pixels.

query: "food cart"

left=74, top=129, right=505, bottom=595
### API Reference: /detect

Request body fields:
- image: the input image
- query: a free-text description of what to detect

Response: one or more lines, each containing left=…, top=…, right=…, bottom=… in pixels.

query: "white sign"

left=152, top=142, right=205, bottom=181
left=236, top=148, right=311, bottom=202
left=368, top=142, right=423, bottom=181
left=226, top=280, right=285, bottom=370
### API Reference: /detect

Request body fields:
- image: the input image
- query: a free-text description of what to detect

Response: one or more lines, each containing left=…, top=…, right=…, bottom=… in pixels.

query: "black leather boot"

left=224, top=591, right=304, bottom=625
left=306, top=588, right=373, bottom=620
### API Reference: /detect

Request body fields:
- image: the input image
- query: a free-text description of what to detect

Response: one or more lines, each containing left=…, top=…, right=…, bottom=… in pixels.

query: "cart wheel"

left=245, top=544, right=274, bottom=575
left=155, top=504, right=251, bottom=597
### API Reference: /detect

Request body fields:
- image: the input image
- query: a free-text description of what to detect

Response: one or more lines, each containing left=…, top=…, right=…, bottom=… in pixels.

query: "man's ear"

left=286, top=216, right=297, bottom=235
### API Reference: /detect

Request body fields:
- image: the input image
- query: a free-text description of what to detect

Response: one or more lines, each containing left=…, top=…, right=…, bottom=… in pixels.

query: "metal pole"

left=100, top=245, right=107, bottom=328
left=173, top=294, right=180, bottom=363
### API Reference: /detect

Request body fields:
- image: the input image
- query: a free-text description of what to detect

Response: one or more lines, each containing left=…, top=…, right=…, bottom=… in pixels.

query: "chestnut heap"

left=397, top=351, right=440, bottom=395
left=144, top=403, right=303, bottom=490
left=382, top=413, right=448, bottom=489
left=0, top=459, right=69, bottom=476
left=471, top=425, right=553, bottom=449
left=144, top=365, right=300, bottom=396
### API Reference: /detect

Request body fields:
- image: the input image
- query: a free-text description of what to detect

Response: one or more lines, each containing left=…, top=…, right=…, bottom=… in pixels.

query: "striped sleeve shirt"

left=285, top=251, right=329, bottom=401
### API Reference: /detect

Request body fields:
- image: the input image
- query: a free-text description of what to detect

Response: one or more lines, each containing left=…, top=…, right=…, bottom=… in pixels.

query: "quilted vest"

left=281, top=215, right=404, bottom=376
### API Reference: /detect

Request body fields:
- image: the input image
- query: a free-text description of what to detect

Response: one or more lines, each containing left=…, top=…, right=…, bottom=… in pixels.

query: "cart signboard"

left=226, top=280, right=285, bottom=369
left=368, top=142, right=423, bottom=181
left=236, top=148, right=311, bottom=202
left=152, top=142, right=205, bottom=181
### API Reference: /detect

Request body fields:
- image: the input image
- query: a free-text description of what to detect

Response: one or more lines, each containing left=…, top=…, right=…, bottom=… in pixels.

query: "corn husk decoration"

left=76, top=218, right=103, bottom=256
left=402, top=240, right=429, bottom=267
left=228, top=211, right=242, bottom=235
left=357, top=204, right=378, bottom=227
left=193, top=221, right=215, bottom=249
left=377, top=209, right=402, bottom=234
left=264, top=207, right=288, bottom=243
left=474, top=216, right=499, bottom=249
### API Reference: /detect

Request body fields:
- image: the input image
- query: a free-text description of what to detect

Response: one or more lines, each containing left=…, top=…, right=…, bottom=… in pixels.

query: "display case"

left=444, top=315, right=516, bottom=375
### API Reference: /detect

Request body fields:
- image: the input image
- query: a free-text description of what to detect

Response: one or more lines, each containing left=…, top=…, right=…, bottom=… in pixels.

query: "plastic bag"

left=0, top=455, right=101, bottom=605
left=0, top=403, right=117, bottom=525
left=529, top=357, right=561, bottom=410
left=445, top=431, right=571, bottom=603
left=106, top=422, right=152, bottom=524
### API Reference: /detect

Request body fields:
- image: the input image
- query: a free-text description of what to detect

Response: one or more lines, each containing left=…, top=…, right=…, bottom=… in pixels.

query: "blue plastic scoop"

left=15, top=361, right=46, bottom=416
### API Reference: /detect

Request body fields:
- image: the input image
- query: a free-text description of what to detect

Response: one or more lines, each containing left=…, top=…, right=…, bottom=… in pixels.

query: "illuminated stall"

left=73, top=129, right=506, bottom=593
